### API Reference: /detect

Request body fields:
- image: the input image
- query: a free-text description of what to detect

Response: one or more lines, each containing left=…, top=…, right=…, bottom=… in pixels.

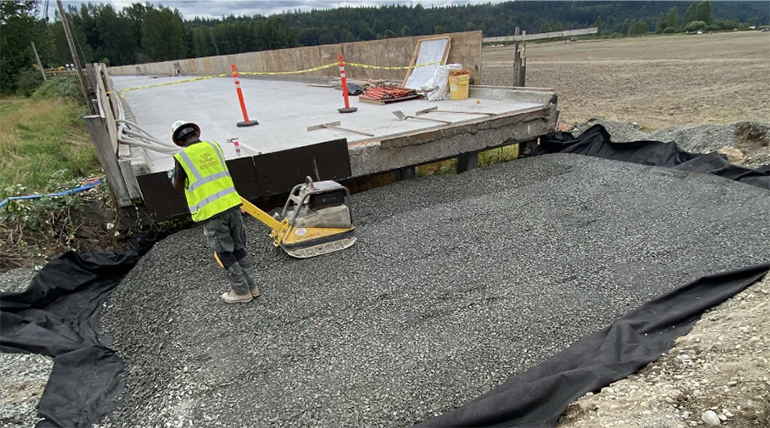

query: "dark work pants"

left=202, top=208, right=257, bottom=295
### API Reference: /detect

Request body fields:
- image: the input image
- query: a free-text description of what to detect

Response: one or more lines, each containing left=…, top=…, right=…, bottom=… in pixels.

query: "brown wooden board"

left=253, top=139, right=351, bottom=196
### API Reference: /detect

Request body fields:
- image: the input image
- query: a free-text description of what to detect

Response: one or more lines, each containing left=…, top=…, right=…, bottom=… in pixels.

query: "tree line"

left=1, top=0, right=768, bottom=94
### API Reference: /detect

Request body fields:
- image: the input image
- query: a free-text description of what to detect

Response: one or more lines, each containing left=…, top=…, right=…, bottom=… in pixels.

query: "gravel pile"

left=572, top=119, right=770, bottom=169
left=100, top=154, right=770, bottom=428
left=0, top=268, right=52, bottom=428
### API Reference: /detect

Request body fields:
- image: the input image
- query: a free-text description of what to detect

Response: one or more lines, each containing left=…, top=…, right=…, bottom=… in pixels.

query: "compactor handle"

left=240, top=197, right=283, bottom=233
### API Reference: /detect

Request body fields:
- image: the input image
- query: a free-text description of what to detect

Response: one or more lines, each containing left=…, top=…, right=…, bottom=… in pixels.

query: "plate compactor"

left=218, top=177, right=356, bottom=263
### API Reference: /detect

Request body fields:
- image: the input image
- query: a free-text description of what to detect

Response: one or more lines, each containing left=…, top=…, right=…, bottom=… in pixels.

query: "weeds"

left=0, top=81, right=107, bottom=272
left=416, top=143, right=520, bottom=177
left=0, top=96, right=98, bottom=193
left=0, top=187, right=84, bottom=271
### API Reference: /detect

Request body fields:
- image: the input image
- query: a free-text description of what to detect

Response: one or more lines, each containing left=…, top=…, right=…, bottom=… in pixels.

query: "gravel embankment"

left=0, top=269, right=52, bottom=428
left=100, top=154, right=770, bottom=428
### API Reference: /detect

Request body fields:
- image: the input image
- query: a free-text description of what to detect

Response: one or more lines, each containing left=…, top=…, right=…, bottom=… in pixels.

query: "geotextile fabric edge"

left=416, top=262, right=770, bottom=427
left=531, top=124, right=770, bottom=189
left=0, top=233, right=164, bottom=428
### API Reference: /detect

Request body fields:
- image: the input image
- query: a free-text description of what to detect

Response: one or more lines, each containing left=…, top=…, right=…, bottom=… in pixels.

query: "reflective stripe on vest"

left=173, top=141, right=242, bottom=222
left=177, top=142, right=230, bottom=192
left=188, top=186, right=238, bottom=212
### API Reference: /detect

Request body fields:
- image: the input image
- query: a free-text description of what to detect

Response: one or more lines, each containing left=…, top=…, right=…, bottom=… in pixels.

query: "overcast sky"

left=60, top=1, right=510, bottom=20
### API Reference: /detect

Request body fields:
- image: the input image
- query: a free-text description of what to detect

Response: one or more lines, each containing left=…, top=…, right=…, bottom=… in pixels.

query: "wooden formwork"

left=108, top=31, right=483, bottom=84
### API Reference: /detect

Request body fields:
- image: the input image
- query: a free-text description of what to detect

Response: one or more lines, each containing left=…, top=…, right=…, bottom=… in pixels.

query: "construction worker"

left=169, top=120, right=259, bottom=303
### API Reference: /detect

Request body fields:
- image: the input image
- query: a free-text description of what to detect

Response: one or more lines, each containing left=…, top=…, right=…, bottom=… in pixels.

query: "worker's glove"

left=166, top=169, right=174, bottom=181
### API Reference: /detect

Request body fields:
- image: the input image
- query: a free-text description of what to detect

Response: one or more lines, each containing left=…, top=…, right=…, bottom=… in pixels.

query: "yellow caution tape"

left=118, top=60, right=441, bottom=93
left=120, top=74, right=228, bottom=93
left=345, top=61, right=440, bottom=70
left=238, top=62, right=338, bottom=76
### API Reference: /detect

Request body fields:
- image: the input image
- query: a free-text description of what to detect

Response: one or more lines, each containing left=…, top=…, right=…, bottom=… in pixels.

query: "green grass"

left=0, top=95, right=100, bottom=196
left=479, top=144, right=519, bottom=166
left=416, top=144, right=520, bottom=177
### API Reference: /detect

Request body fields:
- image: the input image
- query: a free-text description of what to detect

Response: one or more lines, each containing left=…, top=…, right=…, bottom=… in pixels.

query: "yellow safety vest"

left=173, top=141, right=241, bottom=222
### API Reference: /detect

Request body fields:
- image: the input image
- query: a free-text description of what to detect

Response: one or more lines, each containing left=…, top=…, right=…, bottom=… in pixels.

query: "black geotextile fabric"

left=1, top=123, right=769, bottom=427
left=416, top=262, right=770, bottom=428
left=531, top=124, right=770, bottom=189
left=0, top=233, right=163, bottom=428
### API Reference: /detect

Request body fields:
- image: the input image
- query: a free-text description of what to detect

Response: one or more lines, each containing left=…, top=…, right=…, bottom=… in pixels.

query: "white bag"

left=421, top=64, right=462, bottom=101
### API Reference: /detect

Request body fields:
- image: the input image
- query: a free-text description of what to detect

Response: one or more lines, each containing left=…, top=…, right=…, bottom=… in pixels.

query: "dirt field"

left=484, top=32, right=770, bottom=428
left=482, top=32, right=770, bottom=131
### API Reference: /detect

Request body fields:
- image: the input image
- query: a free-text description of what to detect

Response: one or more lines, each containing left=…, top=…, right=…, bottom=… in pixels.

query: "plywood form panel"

left=318, top=45, right=341, bottom=78
left=103, top=31, right=482, bottom=81
left=447, top=31, right=483, bottom=84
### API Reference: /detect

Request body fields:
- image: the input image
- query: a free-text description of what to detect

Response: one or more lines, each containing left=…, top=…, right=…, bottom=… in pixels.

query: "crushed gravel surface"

left=100, top=154, right=770, bottom=428
left=0, top=269, right=52, bottom=428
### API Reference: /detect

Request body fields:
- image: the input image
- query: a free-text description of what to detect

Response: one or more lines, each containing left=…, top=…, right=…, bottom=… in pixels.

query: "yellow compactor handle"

left=240, top=197, right=284, bottom=233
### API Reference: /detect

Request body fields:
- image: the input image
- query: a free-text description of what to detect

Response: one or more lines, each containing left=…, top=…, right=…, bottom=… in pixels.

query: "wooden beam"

left=84, top=115, right=132, bottom=207
left=483, top=27, right=598, bottom=43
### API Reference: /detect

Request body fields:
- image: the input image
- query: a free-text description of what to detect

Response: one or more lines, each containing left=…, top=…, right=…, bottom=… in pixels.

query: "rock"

left=682, top=411, right=691, bottom=419
left=717, top=146, right=745, bottom=164
left=702, top=410, right=721, bottom=426
left=718, top=414, right=727, bottom=422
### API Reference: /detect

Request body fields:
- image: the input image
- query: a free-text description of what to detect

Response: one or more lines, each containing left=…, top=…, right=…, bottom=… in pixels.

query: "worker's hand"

left=166, top=169, right=174, bottom=181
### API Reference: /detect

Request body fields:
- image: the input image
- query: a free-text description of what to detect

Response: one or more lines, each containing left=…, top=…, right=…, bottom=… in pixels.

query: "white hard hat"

left=171, top=120, right=201, bottom=145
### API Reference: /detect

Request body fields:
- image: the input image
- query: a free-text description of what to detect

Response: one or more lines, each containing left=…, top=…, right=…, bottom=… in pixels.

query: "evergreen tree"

left=636, top=20, right=648, bottom=35
left=628, top=18, right=638, bottom=35
left=95, top=4, right=137, bottom=65
left=142, top=6, right=187, bottom=61
left=696, top=1, right=713, bottom=24
left=684, top=2, right=699, bottom=25
left=666, top=7, right=680, bottom=30
left=0, top=1, right=38, bottom=94
left=656, top=12, right=666, bottom=33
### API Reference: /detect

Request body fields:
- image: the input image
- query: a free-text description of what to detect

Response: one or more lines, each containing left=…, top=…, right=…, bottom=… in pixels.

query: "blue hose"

left=0, top=179, right=103, bottom=209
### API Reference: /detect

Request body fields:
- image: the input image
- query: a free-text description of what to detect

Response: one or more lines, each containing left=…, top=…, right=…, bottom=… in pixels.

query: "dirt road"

left=483, top=32, right=770, bottom=130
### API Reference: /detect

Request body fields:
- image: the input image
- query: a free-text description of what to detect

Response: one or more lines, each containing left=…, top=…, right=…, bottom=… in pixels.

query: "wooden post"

left=56, top=0, right=91, bottom=109
left=31, top=42, right=47, bottom=82
left=84, top=115, right=132, bottom=207
left=519, top=31, right=527, bottom=87
left=513, top=27, right=522, bottom=87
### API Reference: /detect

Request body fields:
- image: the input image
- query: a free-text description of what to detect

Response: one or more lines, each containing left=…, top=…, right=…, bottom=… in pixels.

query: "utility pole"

left=56, top=0, right=90, bottom=107
left=30, top=42, right=47, bottom=82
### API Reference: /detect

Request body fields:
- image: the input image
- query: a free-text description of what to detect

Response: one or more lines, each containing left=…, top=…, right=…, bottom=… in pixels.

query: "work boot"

left=250, top=286, right=260, bottom=297
left=221, top=290, right=253, bottom=304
